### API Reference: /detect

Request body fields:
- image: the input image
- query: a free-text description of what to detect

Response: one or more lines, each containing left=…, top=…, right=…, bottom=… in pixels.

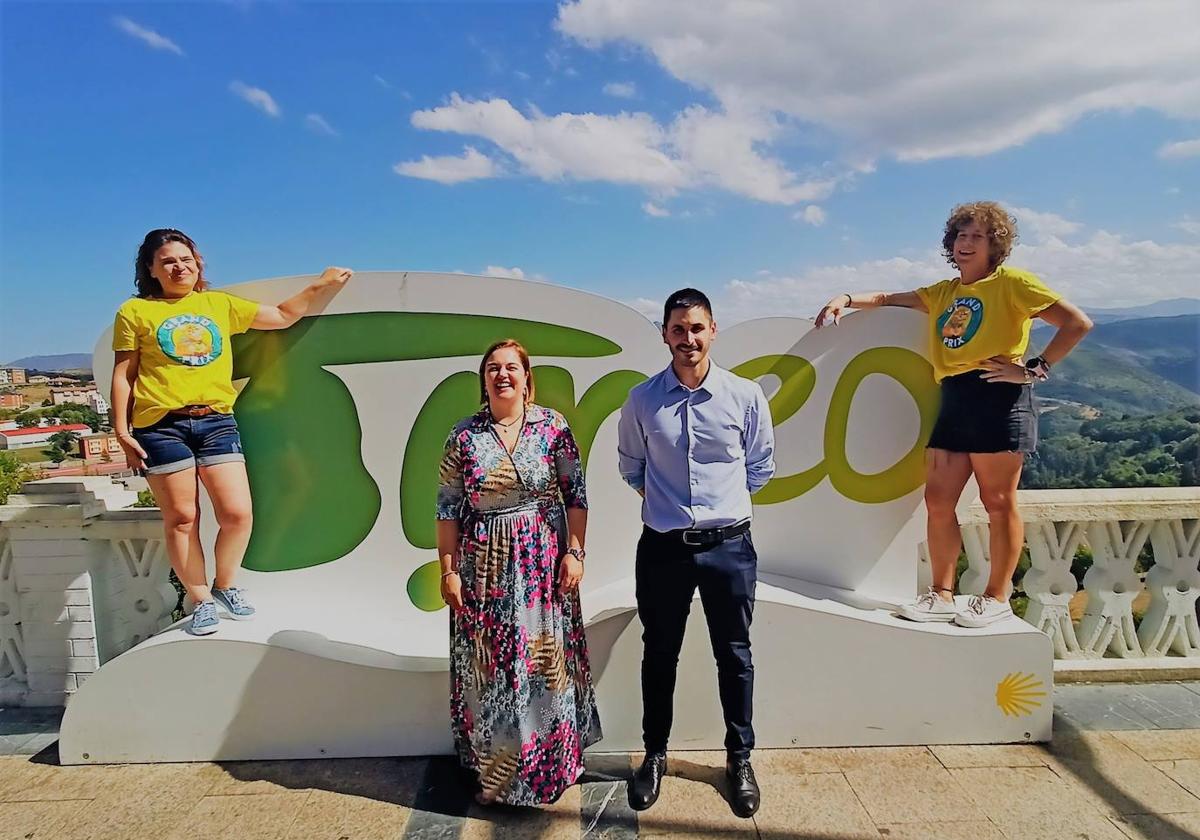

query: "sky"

left=1, top=0, right=1198, bottom=361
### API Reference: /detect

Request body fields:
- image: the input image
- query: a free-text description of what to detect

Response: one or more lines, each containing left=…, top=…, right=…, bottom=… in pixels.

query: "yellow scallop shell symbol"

left=995, top=672, right=1047, bottom=717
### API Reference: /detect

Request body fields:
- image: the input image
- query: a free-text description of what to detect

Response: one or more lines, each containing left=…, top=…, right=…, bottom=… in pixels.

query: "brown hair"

left=941, top=201, right=1018, bottom=271
left=135, top=228, right=209, bottom=298
left=478, top=339, right=535, bottom=405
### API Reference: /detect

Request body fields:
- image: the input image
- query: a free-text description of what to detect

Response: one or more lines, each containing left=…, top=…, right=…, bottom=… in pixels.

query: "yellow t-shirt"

left=914, top=265, right=1060, bottom=382
left=112, top=290, right=259, bottom=428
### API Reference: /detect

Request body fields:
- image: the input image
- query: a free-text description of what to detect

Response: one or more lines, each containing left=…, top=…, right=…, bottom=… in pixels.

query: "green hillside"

left=1035, top=314, right=1199, bottom=405
left=1025, top=313, right=1199, bottom=489
left=1036, top=342, right=1199, bottom=416
left=1024, top=406, right=1200, bottom=489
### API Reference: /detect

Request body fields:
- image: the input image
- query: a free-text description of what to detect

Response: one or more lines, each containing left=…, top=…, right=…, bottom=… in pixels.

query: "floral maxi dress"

left=437, top=404, right=602, bottom=805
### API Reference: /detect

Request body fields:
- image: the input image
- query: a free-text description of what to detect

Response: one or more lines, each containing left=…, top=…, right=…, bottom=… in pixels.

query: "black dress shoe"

left=726, top=757, right=760, bottom=818
left=628, top=751, right=667, bottom=811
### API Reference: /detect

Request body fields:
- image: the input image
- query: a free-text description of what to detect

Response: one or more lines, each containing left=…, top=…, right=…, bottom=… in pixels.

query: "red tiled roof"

left=0, top=424, right=90, bottom=438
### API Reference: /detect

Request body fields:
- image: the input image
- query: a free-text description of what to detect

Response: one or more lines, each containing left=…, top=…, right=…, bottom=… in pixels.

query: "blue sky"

left=2, top=0, right=1198, bottom=361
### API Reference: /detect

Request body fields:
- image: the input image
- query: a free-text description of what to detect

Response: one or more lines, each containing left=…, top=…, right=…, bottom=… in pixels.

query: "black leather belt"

left=661, top=519, right=751, bottom=547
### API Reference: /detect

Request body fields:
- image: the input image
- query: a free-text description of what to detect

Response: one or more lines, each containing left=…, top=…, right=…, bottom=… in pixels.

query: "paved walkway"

left=3, top=683, right=1200, bottom=839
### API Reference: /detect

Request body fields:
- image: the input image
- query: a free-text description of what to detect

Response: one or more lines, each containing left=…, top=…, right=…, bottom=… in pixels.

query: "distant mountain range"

left=1035, top=312, right=1199, bottom=415
left=1084, top=297, right=1200, bottom=324
left=3, top=353, right=94, bottom=372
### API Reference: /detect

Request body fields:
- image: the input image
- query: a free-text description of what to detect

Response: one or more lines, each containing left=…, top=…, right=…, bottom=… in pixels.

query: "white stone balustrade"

left=953, top=488, right=1200, bottom=662
left=0, top=478, right=173, bottom=706
left=0, top=480, right=1198, bottom=706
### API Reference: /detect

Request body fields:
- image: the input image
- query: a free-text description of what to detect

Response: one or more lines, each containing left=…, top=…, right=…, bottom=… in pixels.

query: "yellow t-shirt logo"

left=157, top=314, right=223, bottom=366
left=936, top=297, right=983, bottom=350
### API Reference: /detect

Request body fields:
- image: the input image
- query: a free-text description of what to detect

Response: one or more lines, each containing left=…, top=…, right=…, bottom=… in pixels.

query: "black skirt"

left=927, top=370, right=1038, bottom=454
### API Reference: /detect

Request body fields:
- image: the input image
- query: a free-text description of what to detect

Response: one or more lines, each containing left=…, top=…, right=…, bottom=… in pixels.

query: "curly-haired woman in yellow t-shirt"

left=111, top=229, right=352, bottom=635
left=814, top=201, right=1093, bottom=627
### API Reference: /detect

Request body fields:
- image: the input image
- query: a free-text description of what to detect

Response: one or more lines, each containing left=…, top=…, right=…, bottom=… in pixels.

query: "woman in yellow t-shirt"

left=111, top=228, right=352, bottom=636
left=814, top=202, right=1093, bottom=628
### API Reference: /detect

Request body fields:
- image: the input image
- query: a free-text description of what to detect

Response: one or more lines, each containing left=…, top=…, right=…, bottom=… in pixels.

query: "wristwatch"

left=565, top=547, right=586, bottom=562
left=1024, top=355, right=1051, bottom=382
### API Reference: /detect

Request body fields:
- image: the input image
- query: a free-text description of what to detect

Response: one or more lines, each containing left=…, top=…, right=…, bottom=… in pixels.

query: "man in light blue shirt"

left=617, top=288, right=775, bottom=819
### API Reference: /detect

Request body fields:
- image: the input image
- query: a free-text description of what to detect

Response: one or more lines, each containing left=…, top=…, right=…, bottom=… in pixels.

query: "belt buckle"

left=186, top=405, right=209, bottom=417
left=681, top=529, right=706, bottom=546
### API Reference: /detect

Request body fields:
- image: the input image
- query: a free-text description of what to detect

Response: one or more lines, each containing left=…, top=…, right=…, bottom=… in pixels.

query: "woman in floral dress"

left=436, top=339, right=602, bottom=806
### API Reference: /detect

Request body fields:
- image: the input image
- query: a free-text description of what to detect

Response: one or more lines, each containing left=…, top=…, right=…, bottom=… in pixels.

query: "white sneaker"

left=953, top=595, right=1014, bottom=627
left=896, top=587, right=957, bottom=622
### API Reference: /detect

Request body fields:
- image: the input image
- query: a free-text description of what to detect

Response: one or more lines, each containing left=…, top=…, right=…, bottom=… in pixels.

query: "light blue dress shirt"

left=617, top=362, right=776, bottom=532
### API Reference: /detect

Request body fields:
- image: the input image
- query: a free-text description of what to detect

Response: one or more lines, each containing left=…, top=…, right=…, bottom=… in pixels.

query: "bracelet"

left=565, top=547, right=586, bottom=562
left=441, top=570, right=459, bottom=579
left=841, top=292, right=852, bottom=306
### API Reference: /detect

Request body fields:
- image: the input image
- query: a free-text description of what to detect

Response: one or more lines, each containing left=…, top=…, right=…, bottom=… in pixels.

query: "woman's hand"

left=559, top=554, right=584, bottom=594
left=116, top=432, right=147, bottom=471
left=814, top=293, right=851, bottom=328
left=441, top=571, right=464, bottom=611
left=315, top=266, right=353, bottom=289
left=980, top=356, right=1032, bottom=384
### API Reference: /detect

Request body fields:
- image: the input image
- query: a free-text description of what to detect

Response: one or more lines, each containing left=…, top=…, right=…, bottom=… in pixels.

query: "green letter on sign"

left=823, top=347, right=938, bottom=504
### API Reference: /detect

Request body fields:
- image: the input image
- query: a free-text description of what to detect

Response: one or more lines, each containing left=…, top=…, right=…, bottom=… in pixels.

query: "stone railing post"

left=1140, top=518, right=1200, bottom=657
left=1078, top=520, right=1150, bottom=658
left=0, top=526, right=26, bottom=703
left=957, top=523, right=991, bottom=596
left=1022, top=520, right=1086, bottom=659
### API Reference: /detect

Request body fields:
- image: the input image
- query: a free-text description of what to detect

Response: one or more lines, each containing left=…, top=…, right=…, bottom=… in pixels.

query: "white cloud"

left=374, top=74, right=392, bottom=89
left=603, top=81, right=637, bottom=98
left=1008, top=206, right=1083, bottom=242
left=304, top=114, right=338, bottom=137
left=1159, top=138, right=1200, bottom=159
left=481, top=265, right=550, bottom=282
left=113, top=16, right=183, bottom=56
left=1174, top=217, right=1200, bottom=236
left=557, top=0, right=1200, bottom=162
left=229, top=81, right=281, bottom=118
left=405, top=94, right=836, bottom=204
left=795, top=205, right=826, bottom=226
left=393, top=146, right=500, bottom=184
left=410, top=94, right=685, bottom=190
left=709, top=231, right=1200, bottom=325
left=643, top=201, right=670, bottom=217
left=624, top=297, right=662, bottom=321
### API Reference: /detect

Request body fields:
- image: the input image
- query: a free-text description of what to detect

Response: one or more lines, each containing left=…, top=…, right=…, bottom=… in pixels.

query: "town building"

left=0, top=368, right=27, bottom=385
left=78, top=432, right=126, bottom=464
left=0, top=423, right=90, bottom=450
left=0, top=393, right=25, bottom=409
left=51, top=387, right=109, bottom=414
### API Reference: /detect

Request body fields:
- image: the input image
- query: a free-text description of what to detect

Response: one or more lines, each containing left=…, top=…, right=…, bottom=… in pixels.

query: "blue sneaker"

left=188, top=601, right=219, bottom=636
left=212, top=586, right=256, bottom=620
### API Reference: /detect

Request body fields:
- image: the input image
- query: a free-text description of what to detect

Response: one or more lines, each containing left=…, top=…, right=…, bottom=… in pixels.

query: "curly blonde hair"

left=941, top=201, right=1018, bottom=270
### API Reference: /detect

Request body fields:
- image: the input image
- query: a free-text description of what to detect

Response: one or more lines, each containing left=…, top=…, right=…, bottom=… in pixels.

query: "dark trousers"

left=635, top=525, right=757, bottom=760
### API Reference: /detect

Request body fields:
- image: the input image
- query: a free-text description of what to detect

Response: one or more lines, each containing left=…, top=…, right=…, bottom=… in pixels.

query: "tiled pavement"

left=3, top=683, right=1200, bottom=839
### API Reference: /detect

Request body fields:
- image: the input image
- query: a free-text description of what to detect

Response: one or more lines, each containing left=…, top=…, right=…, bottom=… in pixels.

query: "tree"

left=0, top=451, right=37, bottom=504
left=45, top=430, right=79, bottom=463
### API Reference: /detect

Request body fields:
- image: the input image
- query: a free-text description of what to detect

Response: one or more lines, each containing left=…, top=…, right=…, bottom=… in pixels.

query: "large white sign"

left=64, top=273, right=1052, bottom=763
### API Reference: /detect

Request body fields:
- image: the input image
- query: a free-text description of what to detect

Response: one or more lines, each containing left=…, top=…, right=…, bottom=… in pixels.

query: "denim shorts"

left=132, top=412, right=245, bottom=475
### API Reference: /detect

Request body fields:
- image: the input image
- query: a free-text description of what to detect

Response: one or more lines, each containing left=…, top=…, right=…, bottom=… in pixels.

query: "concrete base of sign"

left=59, top=579, right=1052, bottom=764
